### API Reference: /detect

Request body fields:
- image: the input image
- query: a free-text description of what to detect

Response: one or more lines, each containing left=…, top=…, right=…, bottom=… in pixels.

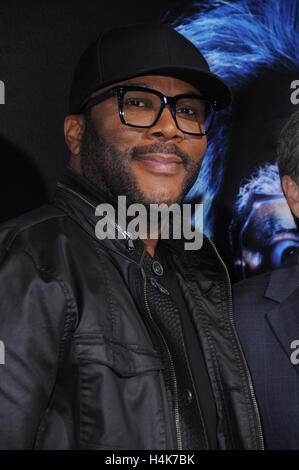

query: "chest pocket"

left=73, top=333, right=168, bottom=450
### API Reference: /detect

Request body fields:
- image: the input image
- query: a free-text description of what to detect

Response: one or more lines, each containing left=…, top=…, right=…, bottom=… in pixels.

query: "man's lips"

left=133, top=153, right=184, bottom=174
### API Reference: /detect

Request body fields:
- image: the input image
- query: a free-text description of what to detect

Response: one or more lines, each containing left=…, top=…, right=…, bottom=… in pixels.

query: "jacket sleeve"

left=0, top=245, right=69, bottom=449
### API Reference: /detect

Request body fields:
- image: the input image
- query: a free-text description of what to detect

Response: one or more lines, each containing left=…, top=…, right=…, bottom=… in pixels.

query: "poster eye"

left=270, top=240, right=299, bottom=268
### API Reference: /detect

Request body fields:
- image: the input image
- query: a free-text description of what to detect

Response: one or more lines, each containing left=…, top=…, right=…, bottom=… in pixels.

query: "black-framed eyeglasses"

left=78, top=85, right=216, bottom=136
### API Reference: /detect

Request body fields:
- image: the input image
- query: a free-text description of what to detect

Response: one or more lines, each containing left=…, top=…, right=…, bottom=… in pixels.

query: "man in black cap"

left=0, top=24, right=263, bottom=450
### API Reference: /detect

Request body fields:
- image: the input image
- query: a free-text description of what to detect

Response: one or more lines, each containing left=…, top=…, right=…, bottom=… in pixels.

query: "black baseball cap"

left=69, top=23, right=232, bottom=114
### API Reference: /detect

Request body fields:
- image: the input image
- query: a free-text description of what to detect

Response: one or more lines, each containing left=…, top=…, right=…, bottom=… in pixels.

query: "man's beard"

left=80, top=111, right=202, bottom=208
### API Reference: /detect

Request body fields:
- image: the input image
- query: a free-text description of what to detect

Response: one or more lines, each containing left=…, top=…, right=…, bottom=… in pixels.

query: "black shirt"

left=140, top=243, right=218, bottom=449
left=158, top=247, right=218, bottom=449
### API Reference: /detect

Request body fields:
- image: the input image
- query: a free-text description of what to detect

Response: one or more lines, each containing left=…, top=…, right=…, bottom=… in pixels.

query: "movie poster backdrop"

left=1, top=0, right=298, bottom=282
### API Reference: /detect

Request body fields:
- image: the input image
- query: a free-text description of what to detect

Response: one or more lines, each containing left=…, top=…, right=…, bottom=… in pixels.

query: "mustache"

left=132, top=143, right=190, bottom=165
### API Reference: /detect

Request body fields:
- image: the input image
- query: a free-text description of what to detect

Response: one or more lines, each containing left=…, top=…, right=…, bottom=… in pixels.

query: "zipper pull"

left=127, top=237, right=135, bottom=253
left=150, top=277, right=170, bottom=295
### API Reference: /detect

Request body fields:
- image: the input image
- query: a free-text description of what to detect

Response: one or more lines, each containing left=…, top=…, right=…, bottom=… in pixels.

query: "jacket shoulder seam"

left=0, top=212, right=68, bottom=254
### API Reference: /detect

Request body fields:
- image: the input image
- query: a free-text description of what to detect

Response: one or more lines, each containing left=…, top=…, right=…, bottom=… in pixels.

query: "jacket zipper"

left=139, top=249, right=183, bottom=451
left=57, top=182, right=261, bottom=448
left=207, top=238, right=265, bottom=450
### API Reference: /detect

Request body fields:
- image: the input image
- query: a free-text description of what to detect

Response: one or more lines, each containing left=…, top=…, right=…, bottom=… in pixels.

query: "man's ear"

left=64, top=114, right=85, bottom=156
left=281, top=175, right=299, bottom=218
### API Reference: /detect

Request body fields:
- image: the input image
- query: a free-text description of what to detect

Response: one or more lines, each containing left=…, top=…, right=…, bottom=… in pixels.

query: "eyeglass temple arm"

left=78, top=88, right=118, bottom=113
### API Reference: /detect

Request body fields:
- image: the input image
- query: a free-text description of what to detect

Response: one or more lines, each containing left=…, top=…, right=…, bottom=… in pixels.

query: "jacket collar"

left=265, top=287, right=299, bottom=376
left=52, top=167, right=224, bottom=277
left=53, top=167, right=145, bottom=262
left=264, top=250, right=299, bottom=376
left=56, top=166, right=121, bottom=210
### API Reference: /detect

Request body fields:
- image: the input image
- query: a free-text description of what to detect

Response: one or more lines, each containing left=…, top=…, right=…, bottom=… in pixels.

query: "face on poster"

left=175, top=0, right=299, bottom=280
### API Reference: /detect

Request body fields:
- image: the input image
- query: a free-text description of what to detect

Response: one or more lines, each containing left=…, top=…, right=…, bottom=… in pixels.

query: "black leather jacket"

left=0, top=168, right=264, bottom=450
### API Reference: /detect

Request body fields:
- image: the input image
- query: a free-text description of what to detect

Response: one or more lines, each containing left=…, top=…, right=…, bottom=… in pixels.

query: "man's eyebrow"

left=123, top=81, right=202, bottom=95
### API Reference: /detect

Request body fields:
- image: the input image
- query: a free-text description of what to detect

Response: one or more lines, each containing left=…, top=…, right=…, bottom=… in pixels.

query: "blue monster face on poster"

left=173, top=0, right=299, bottom=279
left=229, top=163, right=299, bottom=278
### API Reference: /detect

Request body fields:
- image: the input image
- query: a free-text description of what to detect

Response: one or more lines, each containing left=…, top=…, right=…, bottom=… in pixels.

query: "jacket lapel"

left=264, top=259, right=299, bottom=375
left=264, top=261, right=299, bottom=303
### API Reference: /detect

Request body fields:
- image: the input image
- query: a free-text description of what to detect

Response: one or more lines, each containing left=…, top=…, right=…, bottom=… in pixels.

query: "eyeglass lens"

left=122, top=90, right=212, bottom=135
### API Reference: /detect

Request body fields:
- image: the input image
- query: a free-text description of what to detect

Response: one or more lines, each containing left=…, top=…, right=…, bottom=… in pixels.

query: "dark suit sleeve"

left=0, top=246, right=68, bottom=449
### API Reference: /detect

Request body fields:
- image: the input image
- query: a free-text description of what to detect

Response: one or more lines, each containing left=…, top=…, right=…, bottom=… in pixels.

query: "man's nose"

left=147, top=105, right=184, bottom=141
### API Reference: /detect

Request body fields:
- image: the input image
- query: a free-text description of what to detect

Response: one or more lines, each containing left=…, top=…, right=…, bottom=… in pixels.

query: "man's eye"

left=125, top=99, right=145, bottom=107
left=177, top=107, right=196, bottom=116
